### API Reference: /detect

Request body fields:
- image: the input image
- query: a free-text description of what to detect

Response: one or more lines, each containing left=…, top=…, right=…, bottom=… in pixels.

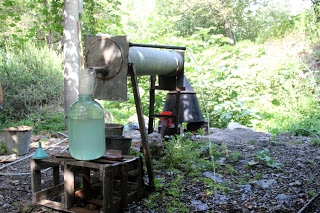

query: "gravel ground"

left=0, top=127, right=320, bottom=213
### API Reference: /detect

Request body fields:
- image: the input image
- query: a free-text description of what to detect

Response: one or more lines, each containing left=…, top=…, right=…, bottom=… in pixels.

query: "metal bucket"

left=106, top=136, right=132, bottom=155
left=2, top=126, right=33, bottom=155
left=105, top=123, right=124, bottom=137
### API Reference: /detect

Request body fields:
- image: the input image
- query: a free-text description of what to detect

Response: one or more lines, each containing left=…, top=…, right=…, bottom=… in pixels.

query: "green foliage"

left=255, top=148, right=283, bottom=170
left=309, top=190, right=317, bottom=198
left=158, top=134, right=212, bottom=173
left=0, top=0, right=318, bottom=140
left=225, top=164, right=238, bottom=175
left=309, top=138, right=320, bottom=146
left=0, top=0, right=124, bottom=49
left=0, top=142, right=6, bottom=155
left=81, top=0, right=123, bottom=36
left=226, top=150, right=242, bottom=163
left=0, top=43, right=63, bottom=128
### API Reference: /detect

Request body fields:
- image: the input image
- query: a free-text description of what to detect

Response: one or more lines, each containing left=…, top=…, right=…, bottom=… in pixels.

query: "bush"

left=0, top=43, right=63, bottom=128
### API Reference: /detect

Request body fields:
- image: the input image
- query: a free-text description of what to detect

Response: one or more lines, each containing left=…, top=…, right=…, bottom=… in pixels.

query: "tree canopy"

left=1, top=0, right=320, bottom=134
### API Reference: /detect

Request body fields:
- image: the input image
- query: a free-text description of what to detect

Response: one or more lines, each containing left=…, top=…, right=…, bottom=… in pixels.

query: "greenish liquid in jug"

left=68, top=118, right=105, bottom=160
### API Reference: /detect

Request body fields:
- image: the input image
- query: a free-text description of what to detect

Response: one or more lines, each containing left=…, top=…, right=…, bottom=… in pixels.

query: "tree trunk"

left=222, top=14, right=236, bottom=44
left=63, top=0, right=80, bottom=129
left=48, top=30, right=54, bottom=50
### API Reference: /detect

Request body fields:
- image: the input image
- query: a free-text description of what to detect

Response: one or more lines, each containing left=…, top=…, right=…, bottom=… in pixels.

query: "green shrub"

left=0, top=43, right=63, bottom=128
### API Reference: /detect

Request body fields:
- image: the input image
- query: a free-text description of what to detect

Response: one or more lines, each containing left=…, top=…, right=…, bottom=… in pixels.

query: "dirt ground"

left=0, top=125, right=320, bottom=213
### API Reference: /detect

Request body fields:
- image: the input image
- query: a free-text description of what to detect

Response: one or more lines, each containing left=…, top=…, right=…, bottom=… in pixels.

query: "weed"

left=309, top=190, right=317, bottom=198
left=225, top=164, right=238, bottom=175
left=154, top=177, right=165, bottom=191
left=309, top=138, right=320, bottom=146
left=21, top=203, right=36, bottom=213
left=237, top=177, right=248, bottom=185
left=13, top=201, right=20, bottom=206
left=144, top=192, right=160, bottom=210
left=226, top=150, right=242, bottom=162
left=289, top=140, right=304, bottom=144
left=256, top=148, right=283, bottom=170
left=249, top=139, right=256, bottom=145
left=0, top=142, right=6, bottom=155
left=255, top=172, right=263, bottom=180
left=245, top=149, right=283, bottom=170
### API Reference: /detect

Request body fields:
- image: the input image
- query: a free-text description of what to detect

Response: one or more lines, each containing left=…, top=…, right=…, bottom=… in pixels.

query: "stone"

left=147, top=132, right=164, bottom=156
left=202, top=171, right=223, bottom=183
left=191, top=200, right=210, bottom=211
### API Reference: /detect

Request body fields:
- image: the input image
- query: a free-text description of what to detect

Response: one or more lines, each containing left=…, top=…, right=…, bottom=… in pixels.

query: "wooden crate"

left=31, top=153, right=144, bottom=213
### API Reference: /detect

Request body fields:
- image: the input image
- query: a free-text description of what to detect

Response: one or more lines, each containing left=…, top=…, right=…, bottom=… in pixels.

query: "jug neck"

left=79, top=94, right=92, bottom=101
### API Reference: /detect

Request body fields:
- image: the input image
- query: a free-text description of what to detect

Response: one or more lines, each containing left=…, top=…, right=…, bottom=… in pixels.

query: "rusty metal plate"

left=84, top=36, right=129, bottom=101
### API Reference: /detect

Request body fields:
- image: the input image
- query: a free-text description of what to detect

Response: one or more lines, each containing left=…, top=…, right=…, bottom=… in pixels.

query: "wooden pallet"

left=31, top=153, right=144, bottom=213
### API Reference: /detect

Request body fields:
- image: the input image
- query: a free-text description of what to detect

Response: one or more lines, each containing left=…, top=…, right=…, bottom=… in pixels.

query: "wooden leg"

left=137, top=157, right=144, bottom=199
left=30, top=159, right=41, bottom=203
left=120, top=163, right=128, bottom=209
left=53, top=166, right=60, bottom=186
left=82, top=167, right=91, bottom=199
left=63, top=164, right=74, bottom=209
left=102, top=166, right=113, bottom=213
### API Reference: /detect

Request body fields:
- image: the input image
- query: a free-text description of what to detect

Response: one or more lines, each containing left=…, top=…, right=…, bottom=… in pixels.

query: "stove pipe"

left=163, top=76, right=205, bottom=124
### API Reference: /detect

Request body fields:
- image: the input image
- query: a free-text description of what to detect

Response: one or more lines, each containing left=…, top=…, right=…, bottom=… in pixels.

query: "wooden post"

left=128, top=63, right=155, bottom=189
left=102, top=166, right=113, bottom=213
left=120, top=163, right=128, bottom=208
left=30, top=159, right=41, bottom=203
left=63, top=164, right=74, bottom=209
left=52, top=165, right=60, bottom=186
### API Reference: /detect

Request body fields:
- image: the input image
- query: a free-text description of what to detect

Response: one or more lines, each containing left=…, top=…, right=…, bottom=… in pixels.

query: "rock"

left=3, top=203, right=10, bottom=208
left=127, top=114, right=149, bottom=129
left=238, top=184, right=252, bottom=193
left=227, top=122, right=254, bottom=131
left=147, top=132, right=164, bottom=156
left=0, top=154, right=17, bottom=163
left=202, top=171, right=223, bottom=183
left=275, top=193, right=297, bottom=205
left=252, top=179, right=277, bottom=189
left=191, top=200, right=210, bottom=211
left=104, top=110, right=114, bottom=123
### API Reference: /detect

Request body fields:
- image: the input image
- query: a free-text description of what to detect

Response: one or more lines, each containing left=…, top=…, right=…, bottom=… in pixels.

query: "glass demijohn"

left=68, top=68, right=105, bottom=160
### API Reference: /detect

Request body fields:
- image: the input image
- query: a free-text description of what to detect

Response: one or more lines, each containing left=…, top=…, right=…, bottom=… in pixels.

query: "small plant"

left=289, top=139, right=304, bottom=144
left=309, top=190, right=317, bottom=198
left=225, top=164, right=238, bottom=175
left=226, top=150, right=242, bottom=162
left=196, top=127, right=205, bottom=136
left=256, top=148, right=283, bottom=170
left=237, top=177, right=248, bottom=185
left=0, top=142, right=7, bottom=155
left=154, top=177, right=165, bottom=191
left=309, top=138, right=320, bottom=146
left=144, top=192, right=160, bottom=210
left=21, top=203, right=36, bottom=213
left=203, top=177, right=230, bottom=194
left=245, top=148, right=283, bottom=170
left=249, top=139, right=256, bottom=145
left=255, top=172, right=263, bottom=180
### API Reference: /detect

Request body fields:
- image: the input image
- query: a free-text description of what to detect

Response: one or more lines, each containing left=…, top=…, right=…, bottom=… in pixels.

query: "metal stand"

left=148, top=75, right=182, bottom=136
